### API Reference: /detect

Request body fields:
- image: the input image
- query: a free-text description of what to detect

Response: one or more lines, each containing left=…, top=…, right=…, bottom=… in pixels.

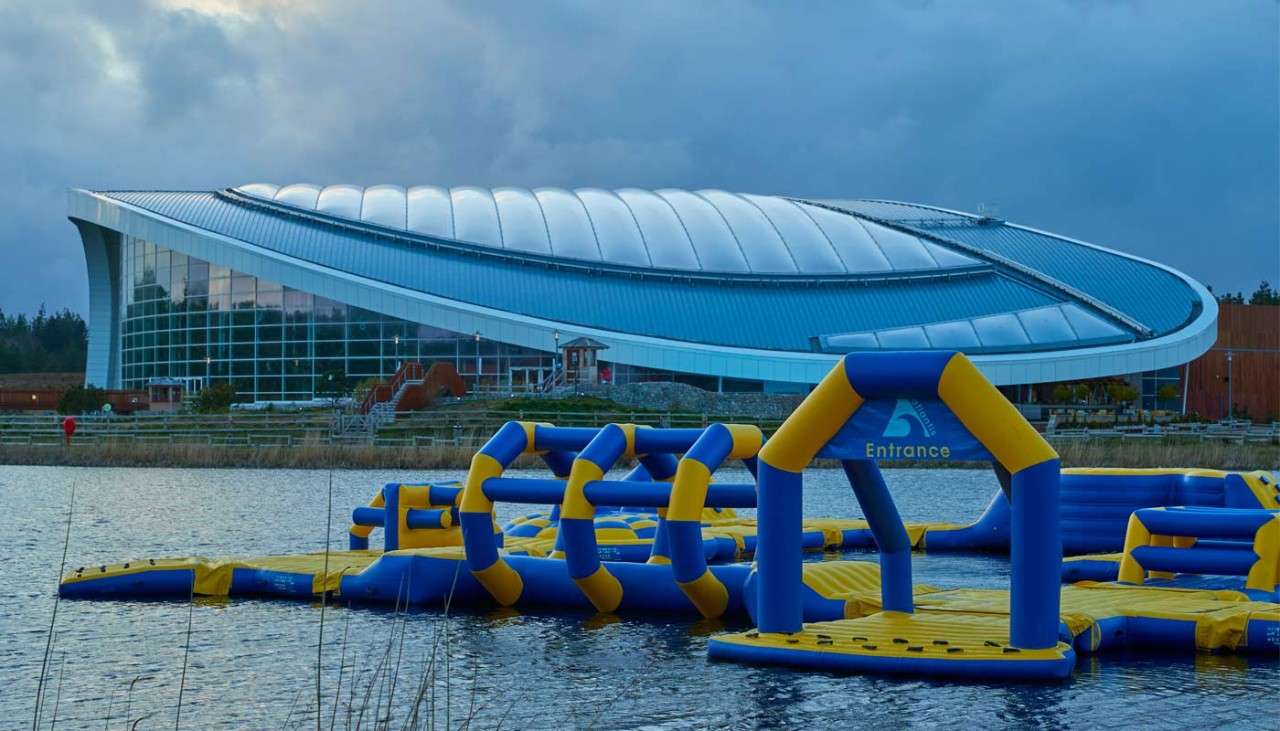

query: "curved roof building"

left=68, top=184, right=1216, bottom=400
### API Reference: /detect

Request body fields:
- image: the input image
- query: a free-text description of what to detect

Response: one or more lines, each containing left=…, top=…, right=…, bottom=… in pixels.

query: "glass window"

left=256, top=279, right=283, bottom=307
left=349, top=340, right=379, bottom=357
left=257, top=377, right=283, bottom=398
left=315, top=324, right=344, bottom=342
left=314, top=359, right=345, bottom=376
left=348, top=322, right=379, bottom=340
left=208, top=277, right=230, bottom=311
left=187, top=260, right=209, bottom=297
left=416, top=323, right=455, bottom=340
left=314, top=296, right=347, bottom=321
left=346, top=358, right=381, bottom=377
left=284, top=288, right=312, bottom=317
left=231, top=274, right=255, bottom=309
left=315, top=340, right=344, bottom=357
left=349, top=306, right=380, bottom=323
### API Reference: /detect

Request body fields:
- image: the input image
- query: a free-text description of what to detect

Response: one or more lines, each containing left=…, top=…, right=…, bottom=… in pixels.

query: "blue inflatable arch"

left=755, top=351, right=1063, bottom=650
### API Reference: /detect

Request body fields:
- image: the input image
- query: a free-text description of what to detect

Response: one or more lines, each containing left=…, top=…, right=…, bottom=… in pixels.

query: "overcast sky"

left=1, top=0, right=1276, bottom=316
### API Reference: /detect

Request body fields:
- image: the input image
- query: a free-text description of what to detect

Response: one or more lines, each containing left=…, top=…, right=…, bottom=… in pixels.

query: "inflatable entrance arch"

left=754, top=351, right=1063, bottom=650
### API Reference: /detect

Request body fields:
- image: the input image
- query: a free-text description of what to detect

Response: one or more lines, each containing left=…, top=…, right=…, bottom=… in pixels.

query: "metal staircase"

left=335, top=362, right=426, bottom=439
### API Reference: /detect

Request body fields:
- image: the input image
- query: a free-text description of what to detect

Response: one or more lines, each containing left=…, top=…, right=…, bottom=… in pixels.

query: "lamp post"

left=204, top=355, right=212, bottom=390
left=474, top=330, right=481, bottom=392
left=553, top=329, right=561, bottom=372
left=1226, top=350, right=1233, bottom=421
left=393, top=334, right=401, bottom=371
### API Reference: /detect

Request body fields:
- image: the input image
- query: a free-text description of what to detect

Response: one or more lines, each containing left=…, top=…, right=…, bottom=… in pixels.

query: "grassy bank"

left=1, top=438, right=1275, bottom=471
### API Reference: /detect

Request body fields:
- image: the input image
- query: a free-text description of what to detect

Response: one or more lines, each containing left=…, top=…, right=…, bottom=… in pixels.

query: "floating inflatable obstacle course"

left=59, top=351, right=1280, bottom=682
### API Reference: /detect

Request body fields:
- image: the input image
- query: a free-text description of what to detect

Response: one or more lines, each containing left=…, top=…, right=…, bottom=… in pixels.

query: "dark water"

left=1, top=465, right=1275, bottom=730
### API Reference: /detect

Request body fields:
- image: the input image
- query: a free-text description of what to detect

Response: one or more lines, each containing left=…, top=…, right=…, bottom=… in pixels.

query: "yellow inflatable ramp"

left=906, top=583, right=1280, bottom=653
left=60, top=550, right=384, bottom=599
left=710, top=611, right=1075, bottom=680
left=800, top=560, right=941, bottom=617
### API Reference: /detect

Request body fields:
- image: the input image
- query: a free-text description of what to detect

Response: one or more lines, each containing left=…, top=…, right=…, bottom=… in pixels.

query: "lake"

left=1, top=465, right=1275, bottom=729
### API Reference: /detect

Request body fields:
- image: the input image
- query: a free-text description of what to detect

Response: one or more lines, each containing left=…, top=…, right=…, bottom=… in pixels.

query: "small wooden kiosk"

left=560, top=337, right=609, bottom=385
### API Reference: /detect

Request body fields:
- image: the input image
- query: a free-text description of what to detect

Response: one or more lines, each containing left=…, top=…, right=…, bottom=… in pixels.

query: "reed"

left=32, top=483, right=74, bottom=731
left=3, top=438, right=1276, bottom=471
left=1051, top=438, right=1279, bottom=470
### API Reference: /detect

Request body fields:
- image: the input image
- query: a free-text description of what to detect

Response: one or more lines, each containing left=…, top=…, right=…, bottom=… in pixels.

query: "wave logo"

left=882, top=399, right=937, bottom=439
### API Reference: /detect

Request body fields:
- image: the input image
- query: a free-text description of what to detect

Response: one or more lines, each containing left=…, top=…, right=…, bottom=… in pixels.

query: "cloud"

left=0, top=0, right=1276, bottom=315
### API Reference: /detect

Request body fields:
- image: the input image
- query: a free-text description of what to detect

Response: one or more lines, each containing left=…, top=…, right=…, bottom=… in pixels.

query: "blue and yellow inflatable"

left=59, top=351, right=1280, bottom=683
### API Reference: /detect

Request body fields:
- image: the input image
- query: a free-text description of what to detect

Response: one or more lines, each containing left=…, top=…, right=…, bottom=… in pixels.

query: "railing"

left=538, top=367, right=568, bottom=393
left=0, top=410, right=333, bottom=432
left=1046, top=420, right=1279, bottom=443
left=1, top=407, right=1274, bottom=449
left=359, top=361, right=426, bottom=414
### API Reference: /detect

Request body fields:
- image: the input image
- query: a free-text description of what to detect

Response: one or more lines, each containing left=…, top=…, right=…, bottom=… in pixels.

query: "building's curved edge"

left=73, top=219, right=121, bottom=388
left=857, top=198, right=1217, bottom=336
left=68, top=189, right=1218, bottom=387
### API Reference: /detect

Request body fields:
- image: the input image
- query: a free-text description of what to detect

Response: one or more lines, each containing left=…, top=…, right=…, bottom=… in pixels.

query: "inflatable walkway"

left=61, top=422, right=888, bottom=620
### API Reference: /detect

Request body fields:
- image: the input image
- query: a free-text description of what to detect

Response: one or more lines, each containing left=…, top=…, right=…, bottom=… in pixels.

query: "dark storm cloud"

left=0, top=0, right=1276, bottom=315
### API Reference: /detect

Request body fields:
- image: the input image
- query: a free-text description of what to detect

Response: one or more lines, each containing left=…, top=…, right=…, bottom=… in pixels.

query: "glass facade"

left=118, top=237, right=559, bottom=401
left=1140, top=366, right=1184, bottom=412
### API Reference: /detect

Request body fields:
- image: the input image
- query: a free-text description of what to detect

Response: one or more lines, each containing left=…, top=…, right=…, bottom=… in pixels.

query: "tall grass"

left=174, top=575, right=195, bottom=728
left=32, top=482, right=74, bottom=730
left=3, top=438, right=1276, bottom=470
left=316, top=468, right=334, bottom=731
left=1051, top=438, right=1278, bottom=470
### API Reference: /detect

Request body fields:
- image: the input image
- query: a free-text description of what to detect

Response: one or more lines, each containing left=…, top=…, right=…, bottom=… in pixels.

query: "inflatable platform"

left=60, top=351, right=1280, bottom=683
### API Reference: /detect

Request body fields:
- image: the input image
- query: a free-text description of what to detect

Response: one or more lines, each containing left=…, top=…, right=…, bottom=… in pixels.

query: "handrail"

left=359, top=361, right=426, bottom=414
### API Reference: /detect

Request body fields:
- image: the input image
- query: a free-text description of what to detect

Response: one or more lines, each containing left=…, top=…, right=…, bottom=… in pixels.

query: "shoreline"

left=1, top=439, right=1275, bottom=471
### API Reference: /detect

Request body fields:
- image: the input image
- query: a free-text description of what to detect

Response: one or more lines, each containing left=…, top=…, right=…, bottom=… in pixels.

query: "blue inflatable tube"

left=339, top=551, right=756, bottom=615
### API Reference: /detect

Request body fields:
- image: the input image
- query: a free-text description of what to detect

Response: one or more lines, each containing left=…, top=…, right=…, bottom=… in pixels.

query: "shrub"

left=195, top=382, right=237, bottom=413
left=1107, top=383, right=1138, bottom=407
left=57, top=385, right=108, bottom=415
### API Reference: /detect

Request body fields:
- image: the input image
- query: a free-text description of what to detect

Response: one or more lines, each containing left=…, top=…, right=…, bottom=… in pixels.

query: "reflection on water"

left=1, top=465, right=1276, bottom=729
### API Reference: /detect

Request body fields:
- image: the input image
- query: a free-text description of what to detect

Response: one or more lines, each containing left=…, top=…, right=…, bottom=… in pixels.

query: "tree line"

left=0, top=307, right=88, bottom=374
left=1211, top=280, right=1279, bottom=305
